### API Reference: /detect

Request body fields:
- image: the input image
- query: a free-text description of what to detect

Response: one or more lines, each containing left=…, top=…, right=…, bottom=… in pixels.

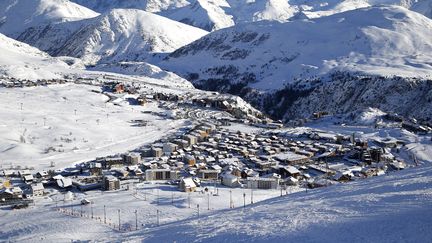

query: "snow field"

left=0, top=84, right=187, bottom=171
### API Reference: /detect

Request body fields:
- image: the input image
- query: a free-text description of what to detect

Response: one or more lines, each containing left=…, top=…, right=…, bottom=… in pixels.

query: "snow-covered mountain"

left=411, top=0, right=432, bottom=18
left=0, top=0, right=98, bottom=38
left=160, top=0, right=297, bottom=31
left=227, top=0, right=297, bottom=23
left=89, top=61, right=194, bottom=87
left=162, top=5, right=432, bottom=91
left=71, top=0, right=191, bottom=13
left=160, top=0, right=235, bottom=31
left=0, top=33, right=71, bottom=80
left=17, top=9, right=208, bottom=65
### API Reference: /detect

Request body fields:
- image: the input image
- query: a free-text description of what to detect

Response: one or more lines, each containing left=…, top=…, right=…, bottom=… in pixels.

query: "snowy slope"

left=227, top=0, right=297, bottom=23
left=90, top=61, right=194, bottom=88
left=122, top=164, right=432, bottom=242
left=0, top=33, right=71, bottom=80
left=410, top=0, right=432, bottom=18
left=162, top=5, right=432, bottom=91
left=291, top=0, right=416, bottom=18
left=160, top=0, right=235, bottom=31
left=0, top=0, right=99, bottom=38
left=18, top=9, right=208, bottom=65
left=71, top=0, right=191, bottom=13
left=160, top=0, right=297, bottom=31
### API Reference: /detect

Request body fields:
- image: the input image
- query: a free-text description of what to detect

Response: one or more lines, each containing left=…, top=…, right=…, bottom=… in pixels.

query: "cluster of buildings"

left=1, top=118, right=412, bottom=206
left=0, top=169, right=47, bottom=204
left=0, top=79, right=418, bottom=207
left=385, top=115, right=432, bottom=135
left=0, top=78, right=67, bottom=88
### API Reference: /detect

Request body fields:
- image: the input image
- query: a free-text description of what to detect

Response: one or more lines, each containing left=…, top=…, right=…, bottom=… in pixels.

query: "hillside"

left=0, top=0, right=98, bottom=38
left=160, top=0, right=235, bottom=31
left=0, top=33, right=71, bottom=80
left=160, top=0, right=296, bottom=31
left=162, top=5, right=432, bottom=91
left=122, top=163, right=432, bottom=242
left=17, top=8, right=208, bottom=65
left=411, top=0, right=432, bottom=18
left=71, top=0, right=190, bottom=13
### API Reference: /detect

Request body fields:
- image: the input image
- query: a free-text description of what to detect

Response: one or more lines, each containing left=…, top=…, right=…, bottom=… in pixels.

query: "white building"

left=179, top=178, right=197, bottom=192
left=31, top=183, right=44, bottom=197
left=221, top=173, right=241, bottom=188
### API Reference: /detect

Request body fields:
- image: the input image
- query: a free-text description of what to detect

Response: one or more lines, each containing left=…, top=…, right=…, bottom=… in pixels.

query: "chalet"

left=23, top=174, right=34, bottom=184
left=280, top=166, right=301, bottom=178
left=184, top=155, right=196, bottom=166
left=53, top=175, right=73, bottom=189
left=197, top=169, right=219, bottom=180
left=2, top=170, right=15, bottom=177
left=285, top=176, right=299, bottom=185
left=179, top=177, right=197, bottom=192
left=221, top=173, right=241, bottom=188
left=36, top=171, right=49, bottom=179
left=0, top=187, right=23, bottom=201
left=19, top=170, right=32, bottom=178
left=30, top=183, right=45, bottom=197
left=332, top=171, right=353, bottom=182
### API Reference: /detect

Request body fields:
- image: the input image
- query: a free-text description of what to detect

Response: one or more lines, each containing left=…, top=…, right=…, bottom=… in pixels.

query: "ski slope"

left=0, top=84, right=188, bottom=171
left=129, top=164, right=432, bottom=242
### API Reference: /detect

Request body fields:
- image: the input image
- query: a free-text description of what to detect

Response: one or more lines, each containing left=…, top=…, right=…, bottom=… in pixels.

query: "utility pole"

left=91, top=202, right=94, bottom=219
left=230, top=190, right=233, bottom=209
left=214, top=179, right=217, bottom=194
left=104, top=205, right=106, bottom=224
left=156, top=209, right=160, bottom=226
left=135, top=210, right=138, bottom=230
left=243, top=192, right=246, bottom=208
left=197, top=204, right=200, bottom=218
left=118, top=209, right=121, bottom=231
left=188, top=192, right=191, bottom=208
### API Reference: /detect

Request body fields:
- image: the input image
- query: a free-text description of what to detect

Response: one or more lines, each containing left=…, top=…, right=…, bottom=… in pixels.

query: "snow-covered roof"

left=284, top=166, right=301, bottom=175
left=181, top=178, right=196, bottom=188
left=31, top=183, right=44, bottom=191
left=275, top=152, right=309, bottom=162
